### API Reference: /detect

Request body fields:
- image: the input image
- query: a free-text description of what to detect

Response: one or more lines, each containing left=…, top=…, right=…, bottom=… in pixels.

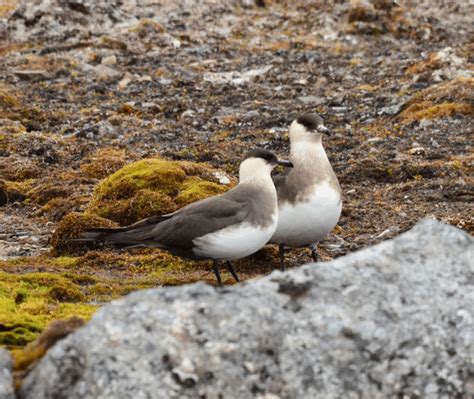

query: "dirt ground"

left=0, top=0, right=472, bottom=355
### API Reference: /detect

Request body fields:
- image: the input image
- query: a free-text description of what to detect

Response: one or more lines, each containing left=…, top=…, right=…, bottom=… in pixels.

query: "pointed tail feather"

left=82, top=214, right=173, bottom=246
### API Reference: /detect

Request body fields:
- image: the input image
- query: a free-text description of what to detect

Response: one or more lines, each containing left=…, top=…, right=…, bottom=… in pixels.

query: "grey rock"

left=11, top=69, right=50, bottom=81
left=20, top=220, right=474, bottom=399
left=80, top=64, right=121, bottom=79
left=8, top=0, right=137, bottom=41
left=0, top=349, right=14, bottom=399
left=378, top=103, right=402, bottom=116
left=296, top=95, right=326, bottom=106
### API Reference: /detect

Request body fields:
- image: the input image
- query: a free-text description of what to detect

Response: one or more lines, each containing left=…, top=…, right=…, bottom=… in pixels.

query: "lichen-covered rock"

left=0, top=349, right=14, bottom=399
left=86, top=158, right=230, bottom=225
left=19, top=220, right=474, bottom=398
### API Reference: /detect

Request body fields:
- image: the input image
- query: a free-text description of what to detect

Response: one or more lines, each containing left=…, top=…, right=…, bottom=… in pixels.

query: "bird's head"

left=289, top=113, right=329, bottom=143
left=240, top=148, right=292, bottom=183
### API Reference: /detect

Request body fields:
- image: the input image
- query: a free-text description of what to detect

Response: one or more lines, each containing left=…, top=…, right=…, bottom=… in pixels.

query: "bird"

left=270, top=113, right=342, bottom=270
left=82, top=149, right=293, bottom=284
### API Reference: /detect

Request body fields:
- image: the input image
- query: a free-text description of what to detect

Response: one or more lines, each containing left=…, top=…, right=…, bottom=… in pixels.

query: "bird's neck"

left=239, top=161, right=277, bottom=197
left=290, top=138, right=330, bottom=169
left=239, top=171, right=276, bottom=192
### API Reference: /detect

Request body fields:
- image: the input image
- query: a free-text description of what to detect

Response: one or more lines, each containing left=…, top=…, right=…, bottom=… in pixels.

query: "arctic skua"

left=270, top=113, right=342, bottom=269
left=83, top=149, right=292, bottom=284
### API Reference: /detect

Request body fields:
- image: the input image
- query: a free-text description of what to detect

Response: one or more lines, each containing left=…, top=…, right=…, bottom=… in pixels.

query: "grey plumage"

left=270, top=113, right=342, bottom=269
left=83, top=148, right=292, bottom=283
left=85, top=184, right=276, bottom=260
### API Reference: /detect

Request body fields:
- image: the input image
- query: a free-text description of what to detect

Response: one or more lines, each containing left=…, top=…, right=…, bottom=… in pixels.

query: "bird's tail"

left=82, top=215, right=172, bottom=248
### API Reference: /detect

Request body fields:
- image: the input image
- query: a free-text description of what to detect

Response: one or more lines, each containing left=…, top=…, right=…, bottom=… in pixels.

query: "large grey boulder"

left=0, top=349, right=15, bottom=399
left=20, top=220, right=474, bottom=399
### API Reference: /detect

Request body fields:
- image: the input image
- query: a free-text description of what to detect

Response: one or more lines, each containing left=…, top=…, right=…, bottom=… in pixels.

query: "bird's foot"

left=278, top=244, right=286, bottom=271
left=310, top=244, right=318, bottom=262
left=225, top=261, right=240, bottom=282
left=212, top=260, right=223, bottom=286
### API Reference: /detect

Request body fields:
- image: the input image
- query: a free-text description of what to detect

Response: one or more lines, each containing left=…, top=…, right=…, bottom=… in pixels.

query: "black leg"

left=225, top=261, right=240, bottom=282
left=278, top=244, right=286, bottom=271
left=310, top=244, right=318, bottom=262
left=212, top=260, right=222, bottom=286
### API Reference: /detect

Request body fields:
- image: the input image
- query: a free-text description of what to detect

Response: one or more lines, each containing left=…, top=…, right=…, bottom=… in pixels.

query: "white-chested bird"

left=270, top=113, right=342, bottom=269
left=83, top=149, right=292, bottom=284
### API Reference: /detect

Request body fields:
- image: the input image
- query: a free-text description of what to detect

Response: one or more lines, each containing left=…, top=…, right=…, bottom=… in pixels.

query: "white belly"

left=271, top=181, right=341, bottom=247
left=193, top=216, right=278, bottom=260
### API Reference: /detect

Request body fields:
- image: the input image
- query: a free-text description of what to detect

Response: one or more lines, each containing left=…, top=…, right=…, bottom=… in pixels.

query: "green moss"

left=175, top=179, right=226, bottom=206
left=86, top=157, right=229, bottom=225
left=50, top=212, right=118, bottom=256
left=94, top=159, right=186, bottom=200
left=0, top=271, right=97, bottom=349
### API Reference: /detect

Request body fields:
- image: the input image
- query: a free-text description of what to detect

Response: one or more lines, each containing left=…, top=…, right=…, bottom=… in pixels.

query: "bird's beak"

left=317, top=125, right=330, bottom=135
left=277, top=159, right=293, bottom=168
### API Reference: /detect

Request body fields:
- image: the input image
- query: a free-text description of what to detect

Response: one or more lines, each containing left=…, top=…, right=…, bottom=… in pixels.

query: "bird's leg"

left=225, top=261, right=240, bottom=282
left=278, top=244, right=286, bottom=271
left=212, top=260, right=222, bottom=286
left=310, top=243, right=318, bottom=262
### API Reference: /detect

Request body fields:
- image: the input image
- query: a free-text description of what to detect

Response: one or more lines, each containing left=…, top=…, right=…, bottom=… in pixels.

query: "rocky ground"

left=0, top=0, right=472, bottom=382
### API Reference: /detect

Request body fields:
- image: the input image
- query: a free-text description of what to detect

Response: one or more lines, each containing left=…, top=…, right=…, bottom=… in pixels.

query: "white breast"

left=271, top=181, right=341, bottom=247
left=193, top=215, right=278, bottom=260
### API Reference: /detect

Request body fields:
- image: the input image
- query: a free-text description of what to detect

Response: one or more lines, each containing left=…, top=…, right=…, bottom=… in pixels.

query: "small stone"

left=158, top=78, right=173, bottom=86
left=297, top=96, right=326, bottom=105
left=213, top=171, right=230, bottom=185
left=332, top=106, right=348, bottom=113
left=408, top=147, right=426, bottom=156
left=118, top=73, right=133, bottom=90
left=82, top=64, right=121, bottom=79
left=375, top=225, right=401, bottom=239
left=101, top=55, right=117, bottom=66
left=379, top=104, right=402, bottom=116
left=142, top=102, right=158, bottom=109
left=12, top=69, right=50, bottom=81
left=420, top=119, right=433, bottom=129
left=366, top=137, right=382, bottom=143
left=181, top=110, right=195, bottom=118
left=138, top=75, right=152, bottom=82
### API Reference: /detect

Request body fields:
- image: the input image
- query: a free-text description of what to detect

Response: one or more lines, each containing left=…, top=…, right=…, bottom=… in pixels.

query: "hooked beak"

left=317, top=125, right=330, bottom=135
left=277, top=159, right=293, bottom=168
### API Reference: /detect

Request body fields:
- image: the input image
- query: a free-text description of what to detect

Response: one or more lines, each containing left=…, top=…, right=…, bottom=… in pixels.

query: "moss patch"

left=12, top=316, right=85, bottom=388
left=50, top=212, right=118, bottom=256
left=400, top=101, right=473, bottom=123
left=87, top=158, right=230, bottom=225
left=0, top=85, right=19, bottom=110
left=399, top=78, right=474, bottom=123
left=0, top=180, right=27, bottom=205
left=0, top=271, right=96, bottom=349
left=80, top=148, right=127, bottom=179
